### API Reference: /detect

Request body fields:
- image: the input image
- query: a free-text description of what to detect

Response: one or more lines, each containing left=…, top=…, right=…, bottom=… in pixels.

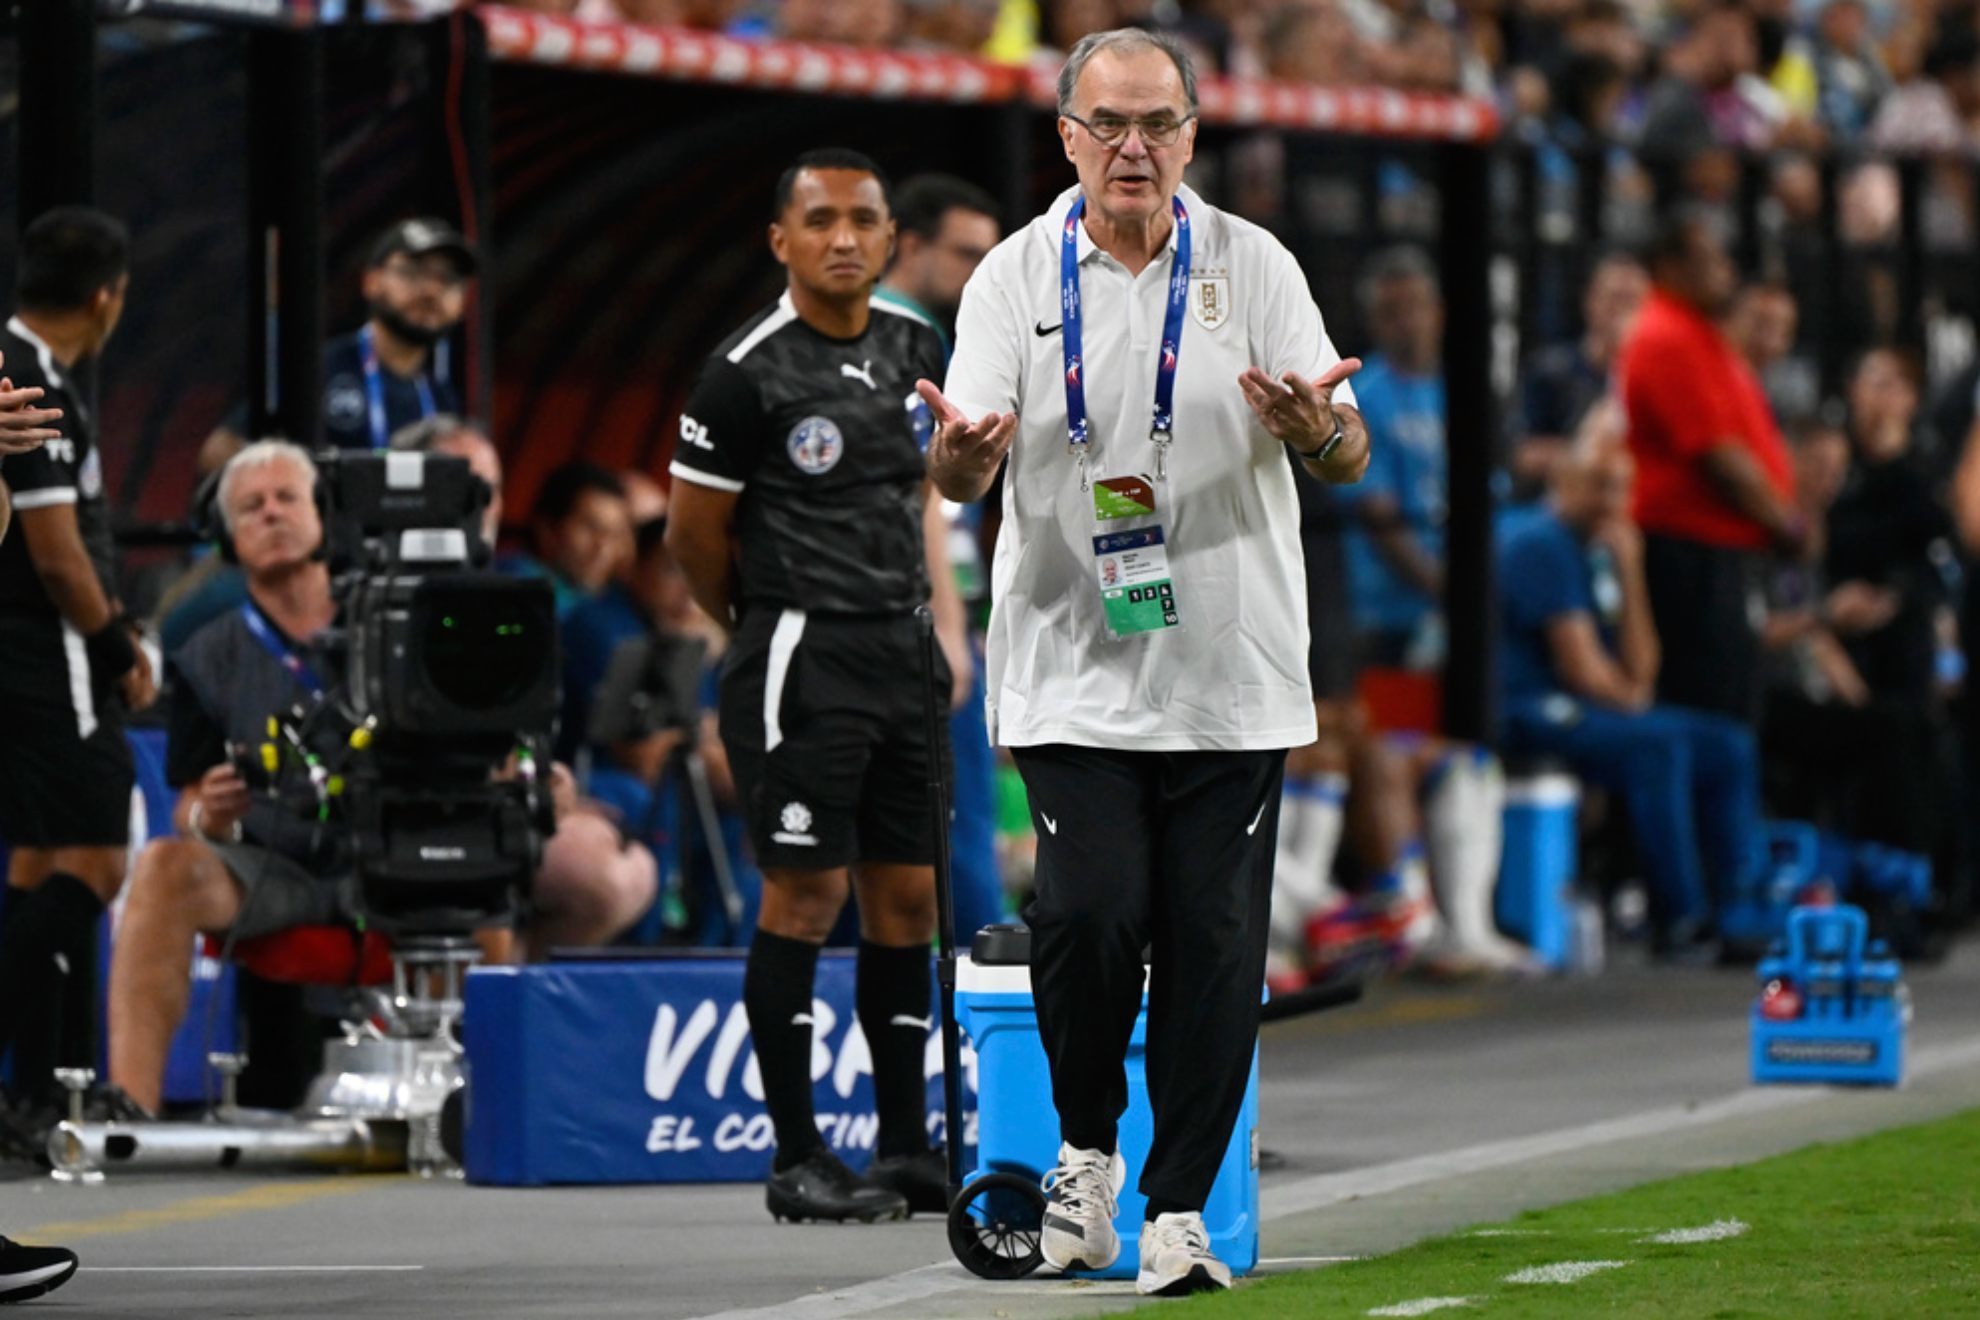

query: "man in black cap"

left=321, top=217, right=477, bottom=452
left=196, top=216, right=477, bottom=473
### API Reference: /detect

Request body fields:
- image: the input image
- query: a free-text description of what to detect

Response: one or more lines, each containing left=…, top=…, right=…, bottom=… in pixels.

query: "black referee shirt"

left=671, top=293, right=945, bottom=617
left=0, top=316, right=117, bottom=617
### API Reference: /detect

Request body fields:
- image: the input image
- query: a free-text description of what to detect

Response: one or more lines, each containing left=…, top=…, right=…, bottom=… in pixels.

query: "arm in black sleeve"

left=671, top=358, right=768, bottom=491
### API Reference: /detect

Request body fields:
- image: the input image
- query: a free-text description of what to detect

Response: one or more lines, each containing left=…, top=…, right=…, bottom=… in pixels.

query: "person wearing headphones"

left=104, top=440, right=355, bottom=1114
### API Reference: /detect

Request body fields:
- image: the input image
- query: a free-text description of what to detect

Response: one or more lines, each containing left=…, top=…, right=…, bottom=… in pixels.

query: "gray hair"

left=217, top=439, right=318, bottom=534
left=1057, top=28, right=1199, bottom=118
left=389, top=412, right=483, bottom=453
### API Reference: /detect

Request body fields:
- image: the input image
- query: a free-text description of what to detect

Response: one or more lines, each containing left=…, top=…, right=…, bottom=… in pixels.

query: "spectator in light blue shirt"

left=1341, top=247, right=1446, bottom=667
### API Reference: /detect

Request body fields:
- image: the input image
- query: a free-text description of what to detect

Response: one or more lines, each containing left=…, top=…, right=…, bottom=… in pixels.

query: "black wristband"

left=84, top=617, right=139, bottom=680
left=1292, top=411, right=1345, bottom=462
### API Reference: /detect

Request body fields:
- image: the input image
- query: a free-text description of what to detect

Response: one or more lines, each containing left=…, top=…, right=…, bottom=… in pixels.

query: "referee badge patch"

left=786, top=415, right=845, bottom=476
left=1191, top=276, right=1230, bottom=330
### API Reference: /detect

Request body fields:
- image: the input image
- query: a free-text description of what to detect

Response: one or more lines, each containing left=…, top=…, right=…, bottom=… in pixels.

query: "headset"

left=196, top=449, right=332, bottom=566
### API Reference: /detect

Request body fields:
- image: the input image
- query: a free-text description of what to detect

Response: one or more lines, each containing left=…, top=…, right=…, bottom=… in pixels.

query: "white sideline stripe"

left=1263, top=1031, right=1980, bottom=1221
left=1369, top=1298, right=1477, bottom=1316
left=86, top=1266, right=425, bottom=1273
left=1504, top=1260, right=1629, bottom=1284
left=689, top=1032, right=1980, bottom=1320
left=1644, top=1219, right=1748, bottom=1245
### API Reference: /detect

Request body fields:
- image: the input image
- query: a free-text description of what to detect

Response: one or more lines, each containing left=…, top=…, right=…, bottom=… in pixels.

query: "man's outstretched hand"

left=0, top=351, right=64, bottom=457
left=918, top=379, right=1017, bottom=504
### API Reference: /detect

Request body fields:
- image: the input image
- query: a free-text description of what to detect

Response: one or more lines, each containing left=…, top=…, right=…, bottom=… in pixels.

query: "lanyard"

left=1060, top=194, right=1191, bottom=488
left=240, top=602, right=326, bottom=698
left=359, top=324, right=437, bottom=452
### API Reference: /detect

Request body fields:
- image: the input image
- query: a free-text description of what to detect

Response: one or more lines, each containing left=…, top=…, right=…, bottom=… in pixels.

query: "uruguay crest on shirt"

left=1192, top=274, right=1231, bottom=329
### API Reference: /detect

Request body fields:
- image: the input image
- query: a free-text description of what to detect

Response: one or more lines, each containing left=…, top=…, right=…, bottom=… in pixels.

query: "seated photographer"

left=392, top=417, right=659, bottom=959
left=106, top=440, right=652, bottom=1113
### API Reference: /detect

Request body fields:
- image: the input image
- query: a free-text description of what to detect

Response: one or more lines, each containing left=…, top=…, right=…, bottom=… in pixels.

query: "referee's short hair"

left=892, top=175, right=1000, bottom=240
left=216, top=439, right=319, bottom=535
left=533, top=460, right=626, bottom=527
left=17, top=207, right=131, bottom=313
left=773, top=148, right=892, bottom=221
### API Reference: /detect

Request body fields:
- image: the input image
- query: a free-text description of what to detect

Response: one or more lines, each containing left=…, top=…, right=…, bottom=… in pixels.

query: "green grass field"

left=1158, top=1107, right=1980, bottom=1318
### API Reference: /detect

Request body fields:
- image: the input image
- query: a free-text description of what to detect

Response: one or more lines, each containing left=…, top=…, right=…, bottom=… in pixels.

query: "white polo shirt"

left=945, top=183, right=1357, bottom=753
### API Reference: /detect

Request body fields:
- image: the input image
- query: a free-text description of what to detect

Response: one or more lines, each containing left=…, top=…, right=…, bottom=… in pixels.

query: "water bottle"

left=1571, top=896, right=1606, bottom=975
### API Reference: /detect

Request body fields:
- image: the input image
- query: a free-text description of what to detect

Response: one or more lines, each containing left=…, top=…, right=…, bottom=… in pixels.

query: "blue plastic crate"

left=1751, top=905, right=1906, bottom=1088
left=955, top=957, right=1259, bottom=1281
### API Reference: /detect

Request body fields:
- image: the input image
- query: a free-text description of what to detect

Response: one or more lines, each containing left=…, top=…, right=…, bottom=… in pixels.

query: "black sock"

left=743, top=929, right=824, bottom=1171
left=0, top=874, right=105, bottom=1107
left=858, top=939, right=934, bottom=1159
left=1145, top=1196, right=1194, bottom=1223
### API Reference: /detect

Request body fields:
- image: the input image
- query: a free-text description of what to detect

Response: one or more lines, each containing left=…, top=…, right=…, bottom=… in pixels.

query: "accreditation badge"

left=1091, top=473, right=1181, bottom=638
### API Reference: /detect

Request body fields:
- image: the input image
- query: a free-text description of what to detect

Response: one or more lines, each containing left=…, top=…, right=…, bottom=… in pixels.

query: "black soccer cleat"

left=766, top=1148, right=909, bottom=1224
left=0, top=1237, right=79, bottom=1305
left=866, top=1146, right=950, bottom=1216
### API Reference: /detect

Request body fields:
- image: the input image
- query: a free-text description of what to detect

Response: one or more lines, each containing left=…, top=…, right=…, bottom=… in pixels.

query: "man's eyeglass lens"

left=1071, top=113, right=1191, bottom=147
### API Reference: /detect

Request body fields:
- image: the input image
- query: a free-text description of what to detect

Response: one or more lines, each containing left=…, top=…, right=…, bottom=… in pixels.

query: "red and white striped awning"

left=479, top=6, right=1499, bottom=143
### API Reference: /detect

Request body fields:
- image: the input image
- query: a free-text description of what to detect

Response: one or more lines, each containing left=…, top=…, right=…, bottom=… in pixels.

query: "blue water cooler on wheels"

left=954, top=937, right=1260, bottom=1280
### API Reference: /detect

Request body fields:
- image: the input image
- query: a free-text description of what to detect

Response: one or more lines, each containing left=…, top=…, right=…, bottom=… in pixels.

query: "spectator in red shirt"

left=1616, top=211, right=1805, bottom=723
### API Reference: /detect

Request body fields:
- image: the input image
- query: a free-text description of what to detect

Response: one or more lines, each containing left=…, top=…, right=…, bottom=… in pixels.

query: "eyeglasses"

left=1064, top=111, right=1195, bottom=149
left=384, top=258, right=468, bottom=291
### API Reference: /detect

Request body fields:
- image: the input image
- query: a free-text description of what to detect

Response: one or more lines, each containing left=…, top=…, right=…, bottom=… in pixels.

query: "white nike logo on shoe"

left=1245, top=800, right=1268, bottom=835
left=889, top=1014, right=933, bottom=1030
left=792, top=1013, right=814, bottom=1026
left=1040, top=812, right=1058, bottom=835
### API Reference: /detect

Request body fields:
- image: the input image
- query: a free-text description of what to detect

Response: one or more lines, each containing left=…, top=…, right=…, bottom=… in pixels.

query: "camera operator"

left=0, top=208, right=157, bottom=1129
left=106, top=441, right=358, bottom=1113
left=391, top=415, right=659, bottom=961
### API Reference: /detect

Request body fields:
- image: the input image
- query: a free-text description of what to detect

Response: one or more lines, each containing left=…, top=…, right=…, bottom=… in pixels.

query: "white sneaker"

left=1136, top=1212, right=1232, bottom=1296
left=1040, top=1142, right=1125, bottom=1272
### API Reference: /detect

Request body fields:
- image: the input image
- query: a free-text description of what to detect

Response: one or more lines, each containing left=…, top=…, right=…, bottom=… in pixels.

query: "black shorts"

left=718, top=608, right=950, bottom=872
left=0, top=613, right=135, bottom=850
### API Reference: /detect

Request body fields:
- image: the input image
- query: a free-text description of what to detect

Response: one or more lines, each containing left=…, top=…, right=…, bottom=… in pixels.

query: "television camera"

left=50, top=450, right=559, bottom=1182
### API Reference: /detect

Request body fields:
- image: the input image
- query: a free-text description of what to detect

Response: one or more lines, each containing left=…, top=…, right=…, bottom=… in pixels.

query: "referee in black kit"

left=666, top=149, right=954, bottom=1224
left=0, top=208, right=157, bottom=1128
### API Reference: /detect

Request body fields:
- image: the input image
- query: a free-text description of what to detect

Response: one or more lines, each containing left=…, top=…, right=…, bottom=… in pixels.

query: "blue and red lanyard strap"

left=1060, top=194, right=1191, bottom=489
left=240, top=602, right=326, bottom=699
left=358, top=324, right=437, bottom=452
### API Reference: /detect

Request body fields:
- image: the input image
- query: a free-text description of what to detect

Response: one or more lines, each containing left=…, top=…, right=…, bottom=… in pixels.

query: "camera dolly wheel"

left=946, top=1170, right=1048, bottom=1280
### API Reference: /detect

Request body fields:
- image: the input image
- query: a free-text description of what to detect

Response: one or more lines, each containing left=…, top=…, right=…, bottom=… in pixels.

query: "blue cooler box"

left=955, top=956, right=1259, bottom=1281
left=1496, top=769, right=1579, bottom=969
left=1751, top=905, right=1906, bottom=1088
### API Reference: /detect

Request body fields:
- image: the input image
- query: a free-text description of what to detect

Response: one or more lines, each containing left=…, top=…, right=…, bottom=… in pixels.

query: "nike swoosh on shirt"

left=890, top=1014, right=934, bottom=1030
left=1040, top=812, right=1059, bottom=835
left=1035, top=321, right=1062, bottom=337
left=1245, top=800, right=1269, bottom=836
